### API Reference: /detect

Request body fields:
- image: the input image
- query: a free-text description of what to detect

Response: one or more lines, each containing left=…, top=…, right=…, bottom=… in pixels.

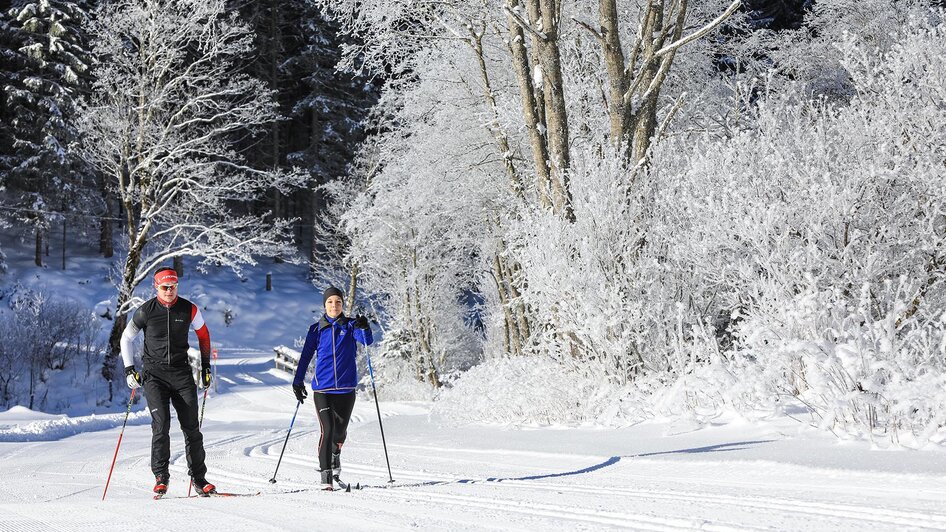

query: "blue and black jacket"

left=292, top=314, right=373, bottom=393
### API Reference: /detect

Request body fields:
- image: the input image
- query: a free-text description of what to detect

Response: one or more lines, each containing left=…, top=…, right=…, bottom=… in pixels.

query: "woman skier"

left=292, top=286, right=373, bottom=490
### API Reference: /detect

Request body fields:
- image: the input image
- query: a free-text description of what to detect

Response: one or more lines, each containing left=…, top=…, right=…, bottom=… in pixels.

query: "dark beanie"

left=323, top=286, right=344, bottom=306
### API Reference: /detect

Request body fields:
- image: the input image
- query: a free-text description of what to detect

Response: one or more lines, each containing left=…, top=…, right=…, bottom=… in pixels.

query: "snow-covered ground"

left=3, top=235, right=946, bottom=530
left=3, top=345, right=946, bottom=531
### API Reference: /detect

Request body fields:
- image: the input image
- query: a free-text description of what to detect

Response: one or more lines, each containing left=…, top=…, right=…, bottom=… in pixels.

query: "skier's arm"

left=119, top=309, right=144, bottom=368
left=190, top=305, right=213, bottom=388
left=293, top=324, right=319, bottom=386
left=190, top=304, right=211, bottom=368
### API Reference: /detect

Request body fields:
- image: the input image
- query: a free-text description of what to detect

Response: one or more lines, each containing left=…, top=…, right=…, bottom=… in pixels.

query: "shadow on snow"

left=361, top=440, right=774, bottom=489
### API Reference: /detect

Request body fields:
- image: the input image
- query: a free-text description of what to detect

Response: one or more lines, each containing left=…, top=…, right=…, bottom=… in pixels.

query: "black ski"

left=332, top=475, right=361, bottom=492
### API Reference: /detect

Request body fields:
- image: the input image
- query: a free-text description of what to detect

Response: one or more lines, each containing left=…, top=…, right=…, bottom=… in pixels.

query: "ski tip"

left=345, top=484, right=351, bottom=493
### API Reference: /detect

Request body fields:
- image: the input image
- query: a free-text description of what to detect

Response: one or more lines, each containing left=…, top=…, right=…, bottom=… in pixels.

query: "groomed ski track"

left=2, top=347, right=946, bottom=531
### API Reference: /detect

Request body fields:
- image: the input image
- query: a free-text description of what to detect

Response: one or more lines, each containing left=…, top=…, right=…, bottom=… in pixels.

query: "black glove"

left=124, top=365, right=142, bottom=389
left=200, top=366, right=212, bottom=388
left=354, top=315, right=369, bottom=330
left=292, top=384, right=308, bottom=404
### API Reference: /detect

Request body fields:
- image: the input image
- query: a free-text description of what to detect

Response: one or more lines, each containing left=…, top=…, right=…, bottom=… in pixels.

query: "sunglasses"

left=158, top=284, right=178, bottom=292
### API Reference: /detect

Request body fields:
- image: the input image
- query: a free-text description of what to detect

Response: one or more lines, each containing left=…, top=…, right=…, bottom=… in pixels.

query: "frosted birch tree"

left=313, top=0, right=743, bottom=370
left=75, top=0, right=306, bottom=399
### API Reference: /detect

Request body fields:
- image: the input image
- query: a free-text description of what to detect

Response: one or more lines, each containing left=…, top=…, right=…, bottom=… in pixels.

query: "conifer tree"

left=2, top=0, right=90, bottom=266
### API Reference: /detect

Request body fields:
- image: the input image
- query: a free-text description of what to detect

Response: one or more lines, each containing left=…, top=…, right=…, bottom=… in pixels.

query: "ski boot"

left=320, top=469, right=334, bottom=491
left=332, top=448, right=342, bottom=476
left=192, top=477, right=217, bottom=497
left=153, top=474, right=169, bottom=499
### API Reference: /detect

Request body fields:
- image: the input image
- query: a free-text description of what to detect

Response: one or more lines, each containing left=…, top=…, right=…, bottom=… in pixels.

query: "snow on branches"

left=74, top=0, right=307, bottom=396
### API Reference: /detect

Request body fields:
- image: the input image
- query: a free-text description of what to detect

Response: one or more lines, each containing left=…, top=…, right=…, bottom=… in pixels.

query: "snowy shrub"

left=0, top=312, right=25, bottom=406
left=359, top=344, right=438, bottom=402
left=0, top=287, right=104, bottom=409
left=432, top=356, right=627, bottom=426
left=433, top=352, right=767, bottom=427
left=735, top=282, right=946, bottom=445
left=645, top=13, right=946, bottom=442
left=509, top=144, right=679, bottom=380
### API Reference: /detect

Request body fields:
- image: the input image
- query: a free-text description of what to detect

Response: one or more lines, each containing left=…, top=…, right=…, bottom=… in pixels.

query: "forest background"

left=1, top=0, right=944, bottom=447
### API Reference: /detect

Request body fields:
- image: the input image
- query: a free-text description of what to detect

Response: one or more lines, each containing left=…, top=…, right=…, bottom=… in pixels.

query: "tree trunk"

left=492, top=254, right=521, bottom=356
left=600, top=0, right=628, bottom=146
left=523, top=0, right=548, bottom=131
left=309, top=108, right=323, bottom=279
left=173, top=255, right=184, bottom=278
left=506, top=258, right=531, bottom=344
left=506, top=0, right=552, bottom=209
left=34, top=228, right=43, bottom=267
left=268, top=0, right=284, bottom=229
left=495, top=254, right=531, bottom=353
left=534, top=0, right=574, bottom=221
left=61, top=211, right=66, bottom=270
left=104, top=232, right=145, bottom=403
left=630, top=89, right=660, bottom=165
left=346, top=262, right=358, bottom=316
left=100, top=177, right=114, bottom=258
left=621, top=0, right=694, bottom=166
left=472, top=30, right=526, bottom=200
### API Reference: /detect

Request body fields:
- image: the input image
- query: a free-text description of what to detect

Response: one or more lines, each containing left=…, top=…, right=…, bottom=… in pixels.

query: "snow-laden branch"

left=502, top=5, right=547, bottom=41
left=654, top=0, right=741, bottom=58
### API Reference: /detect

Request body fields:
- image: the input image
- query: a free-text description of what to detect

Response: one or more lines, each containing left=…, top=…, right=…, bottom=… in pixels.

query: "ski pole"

left=187, top=386, right=210, bottom=497
left=366, top=352, right=394, bottom=483
left=102, top=388, right=137, bottom=501
left=269, top=400, right=302, bottom=483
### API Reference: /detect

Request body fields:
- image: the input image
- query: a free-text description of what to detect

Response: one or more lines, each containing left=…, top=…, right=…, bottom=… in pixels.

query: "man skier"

left=120, top=267, right=216, bottom=497
left=292, top=286, right=374, bottom=490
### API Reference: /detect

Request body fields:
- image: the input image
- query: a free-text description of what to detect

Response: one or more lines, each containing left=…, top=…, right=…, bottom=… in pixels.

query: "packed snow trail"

left=3, top=346, right=946, bottom=531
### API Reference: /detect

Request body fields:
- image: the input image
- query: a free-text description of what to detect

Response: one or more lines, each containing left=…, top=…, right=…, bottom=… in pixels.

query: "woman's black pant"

left=312, top=391, right=356, bottom=471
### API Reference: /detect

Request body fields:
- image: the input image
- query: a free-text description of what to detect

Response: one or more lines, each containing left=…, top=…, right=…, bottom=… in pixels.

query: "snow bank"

left=0, top=410, right=150, bottom=442
left=432, top=356, right=628, bottom=426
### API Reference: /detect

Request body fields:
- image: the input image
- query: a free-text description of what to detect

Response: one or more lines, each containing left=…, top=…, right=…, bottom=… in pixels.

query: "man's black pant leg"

left=170, top=369, right=207, bottom=479
left=143, top=370, right=172, bottom=477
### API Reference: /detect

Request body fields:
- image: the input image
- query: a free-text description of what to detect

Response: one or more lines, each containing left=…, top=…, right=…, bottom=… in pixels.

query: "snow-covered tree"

left=633, top=6, right=946, bottom=439
left=310, top=0, right=744, bottom=379
left=311, top=0, right=946, bottom=445
left=1, top=0, right=91, bottom=266
left=75, top=0, right=307, bottom=400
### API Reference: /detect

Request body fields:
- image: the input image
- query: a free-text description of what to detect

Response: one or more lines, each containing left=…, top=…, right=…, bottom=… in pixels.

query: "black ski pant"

left=142, top=364, right=207, bottom=480
left=313, top=391, right=356, bottom=471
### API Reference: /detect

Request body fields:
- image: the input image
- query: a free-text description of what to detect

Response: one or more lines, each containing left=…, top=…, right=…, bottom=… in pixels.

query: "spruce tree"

left=2, top=0, right=90, bottom=266
left=231, top=0, right=380, bottom=261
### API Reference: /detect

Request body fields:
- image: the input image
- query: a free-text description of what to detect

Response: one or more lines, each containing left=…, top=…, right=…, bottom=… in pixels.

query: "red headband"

left=154, top=270, right=178, bottom=286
